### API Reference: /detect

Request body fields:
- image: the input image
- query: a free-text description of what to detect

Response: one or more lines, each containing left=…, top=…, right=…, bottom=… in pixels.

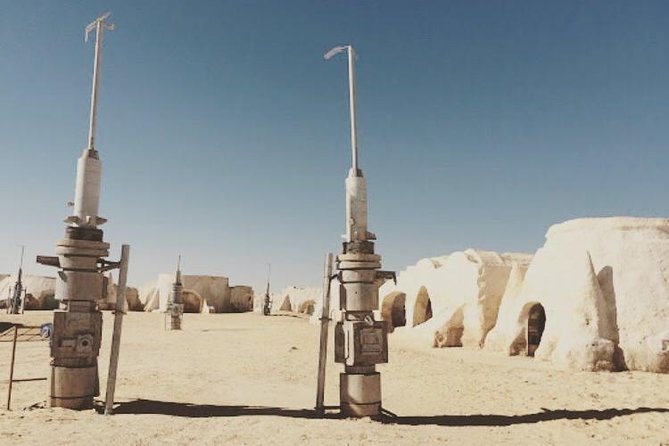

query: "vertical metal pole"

left=347, top=46, right=358, bottom=173
left=84, top=13, right=114, bottom=152
left=104, top=244, right=130, bottom=415
left=6, top=326, right=18, bottom=410
left=315, top=253, right=334, bottom=415
left=88, top=21, right=103, bottom=150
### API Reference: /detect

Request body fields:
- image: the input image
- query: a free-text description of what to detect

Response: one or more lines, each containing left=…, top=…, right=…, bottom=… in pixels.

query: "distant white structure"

left=378, top=250, right=532, bottom=347
left=486, top=217, right=669, bottom=373
left=268, top=285, right=340, bottom=316
left=261, top=217, right=669, bottom=374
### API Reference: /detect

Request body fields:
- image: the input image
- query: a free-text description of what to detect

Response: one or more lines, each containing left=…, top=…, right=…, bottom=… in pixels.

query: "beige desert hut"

left=379, top=250, right=532, bottom=347
left=230, top=286, right=254, bottom=313
left=99, top=276, right=143, bottom=311
left=486, top=217, right=669, bottom=373
left=141, top=274, right=253, bottom=313
left=261, top=283, right=344, bottom=321
left=0, top=274, right=144, bottom=311
left=378, top=255, right=447, bottom=332
left=271, top=286, right=322, bottom=315
left=0, top=274, right=57, bottom=310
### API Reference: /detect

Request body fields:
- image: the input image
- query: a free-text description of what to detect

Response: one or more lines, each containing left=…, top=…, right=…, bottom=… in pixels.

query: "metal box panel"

left=51, top=311, right=102, bottom=360
left=334, top=320, right=388, bottom=366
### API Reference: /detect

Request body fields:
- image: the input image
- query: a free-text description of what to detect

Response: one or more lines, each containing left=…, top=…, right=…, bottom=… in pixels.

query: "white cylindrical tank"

left=73, top=149, right=102, bottom=226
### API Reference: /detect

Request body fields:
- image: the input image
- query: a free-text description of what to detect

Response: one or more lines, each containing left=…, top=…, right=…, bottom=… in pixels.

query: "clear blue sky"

left=1, top=1, right=668, bottom=293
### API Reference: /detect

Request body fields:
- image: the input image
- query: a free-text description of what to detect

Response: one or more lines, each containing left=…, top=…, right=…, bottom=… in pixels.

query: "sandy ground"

left=0, top=311, right=667, bottom=445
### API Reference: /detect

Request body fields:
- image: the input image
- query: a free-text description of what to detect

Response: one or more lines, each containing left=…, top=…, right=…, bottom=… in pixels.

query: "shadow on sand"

left=108, top=400, right=325, bottom=419
left=106, top=399, right=668, bottom=427
left=381, top=407, right=669, bottom=426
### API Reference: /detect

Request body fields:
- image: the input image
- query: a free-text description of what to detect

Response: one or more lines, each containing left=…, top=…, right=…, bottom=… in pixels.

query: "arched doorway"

left=183, top=290, right=205, bottom=313
left=434, top=306, right=464, bottom=347
left=381, top=292, right=406, bottom=332
left=412, top=286, right=433, bottom=327
left=526, top=303, right=546, bottom=357
left=278, top=295, right=292, bottom=312
left=297, top=300, right=316, bottom=315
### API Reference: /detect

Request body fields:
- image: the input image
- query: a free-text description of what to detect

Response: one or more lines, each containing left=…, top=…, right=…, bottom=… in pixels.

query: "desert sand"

left=0, top=311, right=667, bottom=445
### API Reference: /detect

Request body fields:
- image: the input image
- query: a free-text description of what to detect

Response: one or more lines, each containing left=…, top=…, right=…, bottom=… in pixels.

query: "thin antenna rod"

left=324, top=45, right=359, bottom=173
left=85, top=12, right=115, bottom=152
left=347, top=46, right=358, bottom=173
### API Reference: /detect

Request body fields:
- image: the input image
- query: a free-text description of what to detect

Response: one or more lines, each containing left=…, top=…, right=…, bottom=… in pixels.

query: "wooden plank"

left=104, top=244, right=130, bottom=415
left=315, top=252, right=334, bottom=416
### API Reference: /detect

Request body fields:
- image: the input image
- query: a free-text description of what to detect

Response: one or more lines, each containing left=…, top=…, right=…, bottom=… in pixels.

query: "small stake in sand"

left=6, top=326, right=19, bottom=410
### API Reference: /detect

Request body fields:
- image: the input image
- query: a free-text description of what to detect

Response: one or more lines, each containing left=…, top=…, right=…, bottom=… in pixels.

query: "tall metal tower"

left=167, top=255, right=184, bottom=330
left=325, top=45, right=394, bottom=418
left=7, top=246, right=25, bottom=314
left=37, top=12, right=124, bottom=409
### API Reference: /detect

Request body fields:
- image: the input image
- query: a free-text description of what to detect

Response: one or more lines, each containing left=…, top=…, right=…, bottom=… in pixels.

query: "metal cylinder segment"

left=49, top=365, right=99, bottom=409
left=345, top=174, right=368, bottom=242
left=340, top=372, right=381, bottom=417
left=73, top=149, right=102, bottom=227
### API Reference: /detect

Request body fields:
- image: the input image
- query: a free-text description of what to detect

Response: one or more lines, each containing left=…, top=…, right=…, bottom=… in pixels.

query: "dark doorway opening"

left=413, top=286, right=433, bottom=327
left=526, top=303, right=546, bottom=357
left=381, top=292, right=406, bottom=332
